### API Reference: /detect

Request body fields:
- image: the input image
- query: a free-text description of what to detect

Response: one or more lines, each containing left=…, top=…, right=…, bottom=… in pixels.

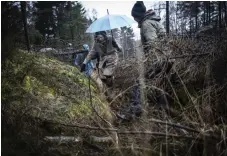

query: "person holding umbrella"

left=81, top=11, right=135, bottom=104
left=80, top=31, right=122, bottom=95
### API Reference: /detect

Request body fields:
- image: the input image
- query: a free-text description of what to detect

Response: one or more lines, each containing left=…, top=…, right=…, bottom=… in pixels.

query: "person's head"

left=131, top=1, right=146, bottom=23
left=83, top=44, right=89, bottom=50
left=95, top=31, right=107, bottom=43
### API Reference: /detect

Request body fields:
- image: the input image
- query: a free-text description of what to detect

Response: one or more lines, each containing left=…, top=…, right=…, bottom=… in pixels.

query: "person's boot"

left=130, top=105, right=143, bottom=117
left=116, top=107, right=133, bottom=121
left=105, top=76, right=113, bottom=87
left=116, top=80, right=143, bottom=121
left=104, top=88, right=115, bottom=102
left=157, top=93, right=170, bottom=114
left=116, top=103, right=142, bottom=121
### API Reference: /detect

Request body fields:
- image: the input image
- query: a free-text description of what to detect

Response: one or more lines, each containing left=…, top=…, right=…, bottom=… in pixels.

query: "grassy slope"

left=2, top=49, right=112, bottom=128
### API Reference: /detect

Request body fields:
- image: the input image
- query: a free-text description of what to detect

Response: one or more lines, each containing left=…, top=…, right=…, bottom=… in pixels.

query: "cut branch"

left=169, top=52, right=212, bottom=59
left=44, top=135, right=114, bottom=143
left=148, top=118, right=200, bottom=133
left=44, top=136, right=82, bottom=143
left=117, top=131, right=197, bottom=140
left=39, top=118, right=118, bottom=131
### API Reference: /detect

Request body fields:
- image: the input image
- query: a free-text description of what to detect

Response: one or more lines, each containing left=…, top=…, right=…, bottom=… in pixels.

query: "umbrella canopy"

left=86, top=14, right=135, bottom=33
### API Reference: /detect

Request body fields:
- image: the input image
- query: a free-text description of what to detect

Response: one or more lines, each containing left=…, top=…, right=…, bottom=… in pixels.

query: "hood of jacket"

left=138, top=11, right=161, bottom=28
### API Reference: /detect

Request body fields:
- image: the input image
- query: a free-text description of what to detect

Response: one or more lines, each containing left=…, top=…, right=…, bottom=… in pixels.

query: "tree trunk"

left=70, top=26, right=74, bottom=41
left=208, top=1, right=210, bottom=24
left=195, top=2, right=198, bottom=30
left=166, top=1, right=170, bottom=35
left=67, top=2, right=74, bottom=43
left=20, top=1, right=30, bottom=52
left=125, top=33, right=128, bottom=58
left=207, top=2, right=209, bottom=25
left=176, top=3, right=178, bottom=33
left=219, top=1, right=222, bottom=28
left=189, top=16, right=192, bottom=37
left=224, top=2, right=227, bottom=26
left=205, top=2, right=209, bottom=25
left=203, top=2, right=206, bottom=26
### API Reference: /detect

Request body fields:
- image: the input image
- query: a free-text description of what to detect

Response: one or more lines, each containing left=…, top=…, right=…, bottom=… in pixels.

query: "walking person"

left=80, top=31, right=122, bottom=97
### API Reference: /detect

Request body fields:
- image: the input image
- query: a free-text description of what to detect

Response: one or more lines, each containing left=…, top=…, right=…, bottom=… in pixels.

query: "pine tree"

left=33, top=1, right=89, bottom=47
left=166, top=1, right=169, bottom=35
left=34, top=2, right=56, bottom=38
left=2, top=1, right=23, bottom=59
left=21, top=1, right=30, bottom=52
left=63, top=2, right=88, bottom=45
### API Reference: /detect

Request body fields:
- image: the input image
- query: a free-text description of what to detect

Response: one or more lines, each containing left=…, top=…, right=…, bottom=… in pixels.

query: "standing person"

left=80, top=31, right=122, bottom=95
left=117, top=1, right=170, bottom=120
left=74, top=44, right=95, bottom=77
left=131, top=1, right=165, bottom=56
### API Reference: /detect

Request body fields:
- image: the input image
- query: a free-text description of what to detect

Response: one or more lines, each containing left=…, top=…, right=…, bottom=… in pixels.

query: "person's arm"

left=82, top=43, right=98, bottom=64
left=141, top=20, right=158, bottom=45
left=76, top=49, right=88, bottom=54
left=81, top=43, right=100, bottom=72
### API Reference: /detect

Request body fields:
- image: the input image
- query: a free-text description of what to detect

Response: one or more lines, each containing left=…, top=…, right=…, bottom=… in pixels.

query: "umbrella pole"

left=111, top=30, right=114, bottom=39
left=107, top=9, right=114, bottom=39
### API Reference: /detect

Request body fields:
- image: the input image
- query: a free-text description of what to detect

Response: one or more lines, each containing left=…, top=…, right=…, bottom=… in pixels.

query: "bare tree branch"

left=148, top=118, right=200, bottom=133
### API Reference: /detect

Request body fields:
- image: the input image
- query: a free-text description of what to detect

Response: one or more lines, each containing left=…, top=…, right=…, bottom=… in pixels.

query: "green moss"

left=24, top=76, right=31, bottom=92
left=70, top=100, right=93, bottom=116
left=2, top=50, right=112, bottom=123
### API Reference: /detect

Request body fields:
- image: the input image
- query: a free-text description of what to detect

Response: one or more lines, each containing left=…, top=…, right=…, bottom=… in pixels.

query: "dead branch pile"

left=110, top=34, right=227, bottom=155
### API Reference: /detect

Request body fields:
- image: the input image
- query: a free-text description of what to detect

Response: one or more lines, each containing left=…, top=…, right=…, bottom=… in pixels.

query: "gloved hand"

left=80, top=63, right=86, bottom=72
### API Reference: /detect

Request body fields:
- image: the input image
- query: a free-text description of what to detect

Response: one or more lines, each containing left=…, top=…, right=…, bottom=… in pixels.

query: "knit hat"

left=83, top=44, right=89, bottom=50
left=131, top=1, right=146, bottom=18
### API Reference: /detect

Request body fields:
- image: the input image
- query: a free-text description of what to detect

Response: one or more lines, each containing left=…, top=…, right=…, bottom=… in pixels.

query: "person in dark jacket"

left=117, top=1, right=170, bottom=120
left=74, top=44, right=90, bottom=67
left=81, top=31, right=122, bottom=92
left=131, top=1, right=165, bottom=56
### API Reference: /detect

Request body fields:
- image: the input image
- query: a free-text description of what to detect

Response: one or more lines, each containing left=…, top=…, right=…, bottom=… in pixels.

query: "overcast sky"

left=81, top=1, right=158, bottom=39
